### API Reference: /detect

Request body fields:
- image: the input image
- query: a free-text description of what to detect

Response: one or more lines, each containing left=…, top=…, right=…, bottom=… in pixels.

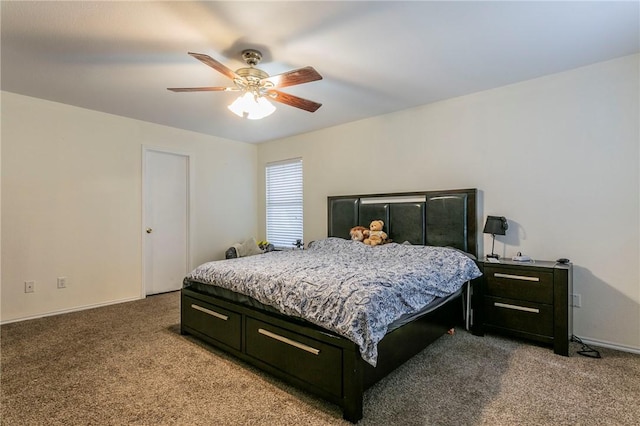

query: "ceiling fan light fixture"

left=169, top=50, right=322, bottom=115
left=228, top=92, right=276, bottom=120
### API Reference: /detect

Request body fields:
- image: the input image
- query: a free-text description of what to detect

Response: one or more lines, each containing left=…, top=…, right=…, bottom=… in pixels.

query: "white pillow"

left=233, top=238, right=264, bottom=257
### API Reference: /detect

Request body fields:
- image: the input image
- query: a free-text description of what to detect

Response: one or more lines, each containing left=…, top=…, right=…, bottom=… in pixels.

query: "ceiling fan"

left=168, top=49, right=323, bottom=118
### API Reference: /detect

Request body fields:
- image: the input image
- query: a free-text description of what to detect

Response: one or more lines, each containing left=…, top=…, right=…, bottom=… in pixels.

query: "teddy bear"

left=363, top=220, right=388, bottom=246
left=349, top=225, right=368, bottom=242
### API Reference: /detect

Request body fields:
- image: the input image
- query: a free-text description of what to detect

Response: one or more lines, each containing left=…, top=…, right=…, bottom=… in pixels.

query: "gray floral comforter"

left=185, top=237, right=481, bottom=366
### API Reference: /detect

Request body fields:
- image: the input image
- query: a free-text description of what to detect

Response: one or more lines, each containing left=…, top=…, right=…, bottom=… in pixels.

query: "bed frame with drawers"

left=181, top=188, right=479, bottom=423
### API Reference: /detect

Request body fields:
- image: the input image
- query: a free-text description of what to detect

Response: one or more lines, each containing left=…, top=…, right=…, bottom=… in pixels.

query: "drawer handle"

left=191, top=304, right=229, bottom=321
left=494, top=302, right=540, bottom=314
left=258, top=328, right=320, bottom=356
left=494, top=272, right=540, bottom=282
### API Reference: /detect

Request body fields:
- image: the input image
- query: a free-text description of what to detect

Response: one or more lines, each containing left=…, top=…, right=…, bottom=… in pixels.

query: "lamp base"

left=486, top=253, right=499, bottom=259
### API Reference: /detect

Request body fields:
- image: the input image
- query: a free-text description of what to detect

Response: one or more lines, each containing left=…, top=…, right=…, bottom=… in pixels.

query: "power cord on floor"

left=571, top=335, right=602, bottom=358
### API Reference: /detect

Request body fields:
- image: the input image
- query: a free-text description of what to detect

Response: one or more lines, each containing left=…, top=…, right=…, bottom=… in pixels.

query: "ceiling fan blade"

left=262, top=66, right=322, bottom=89
left=167, top=86, right=238, bottom=92
left=267, top=90, right=322, bottom=113
left=188, top=52, right=241, bottom=81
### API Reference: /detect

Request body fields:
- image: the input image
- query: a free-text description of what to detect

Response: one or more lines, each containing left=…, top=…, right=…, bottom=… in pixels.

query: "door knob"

left=146, top=227, right=153, bottom=234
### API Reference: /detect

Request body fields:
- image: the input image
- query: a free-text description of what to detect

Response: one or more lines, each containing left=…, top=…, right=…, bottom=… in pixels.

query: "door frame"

left=141, top=145, right=193, bottom=298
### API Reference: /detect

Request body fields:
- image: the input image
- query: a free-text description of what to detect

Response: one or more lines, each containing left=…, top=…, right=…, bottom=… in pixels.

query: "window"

left=266, top=158, right=303, bottom=249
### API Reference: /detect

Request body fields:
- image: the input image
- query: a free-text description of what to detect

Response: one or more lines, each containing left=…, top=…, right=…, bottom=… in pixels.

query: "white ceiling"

left=2, top=1, right=638, bottom=144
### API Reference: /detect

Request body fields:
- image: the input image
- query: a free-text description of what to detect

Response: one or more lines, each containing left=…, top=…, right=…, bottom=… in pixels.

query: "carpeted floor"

left=1, top=291, right=639, bottom=425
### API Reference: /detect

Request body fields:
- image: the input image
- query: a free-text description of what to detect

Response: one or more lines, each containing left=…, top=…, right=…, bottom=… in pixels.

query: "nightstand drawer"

left=485, top=266, right=553, bottom=304
left=484, top=296, right=553, bottom=337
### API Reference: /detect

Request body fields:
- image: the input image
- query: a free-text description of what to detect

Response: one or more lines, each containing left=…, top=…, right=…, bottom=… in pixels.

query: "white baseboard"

left=577, top=336, right=640, bottom=355
left=0, top=296, right=143, bottom=325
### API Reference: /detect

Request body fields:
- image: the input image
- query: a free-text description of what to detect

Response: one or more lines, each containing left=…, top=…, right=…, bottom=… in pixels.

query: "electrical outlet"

left=571, top=293, right=582, bottom=308
left=57, top=277, right=67, bottom=289
left=25, top=281, right=35, bottom=293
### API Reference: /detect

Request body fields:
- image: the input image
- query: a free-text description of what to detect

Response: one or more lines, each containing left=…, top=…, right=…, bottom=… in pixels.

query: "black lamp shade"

left=483, top=216, right=508, bottom=235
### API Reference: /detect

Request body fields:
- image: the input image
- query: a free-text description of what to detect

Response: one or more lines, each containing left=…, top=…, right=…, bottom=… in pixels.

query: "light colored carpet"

left=1, top=291, right=638, bottom=425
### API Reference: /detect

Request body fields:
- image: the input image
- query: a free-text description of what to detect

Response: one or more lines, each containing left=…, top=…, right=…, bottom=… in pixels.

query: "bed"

left=181, top=188, right=481, bottom=422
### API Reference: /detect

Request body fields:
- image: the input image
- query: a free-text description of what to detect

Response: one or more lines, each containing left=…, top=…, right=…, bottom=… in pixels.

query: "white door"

left=143, top=148, right=189, bottom=295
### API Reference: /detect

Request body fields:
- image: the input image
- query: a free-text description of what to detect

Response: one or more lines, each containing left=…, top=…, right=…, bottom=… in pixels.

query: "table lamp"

left=483, top=216, right=508, bottom=259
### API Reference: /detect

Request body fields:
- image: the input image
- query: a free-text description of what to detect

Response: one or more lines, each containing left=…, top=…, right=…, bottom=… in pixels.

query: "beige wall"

left=257, top=54, right=640, bottom=352
left=1, top=92, right=258, bottom=322
left=2, top=54, right=638, bottom=352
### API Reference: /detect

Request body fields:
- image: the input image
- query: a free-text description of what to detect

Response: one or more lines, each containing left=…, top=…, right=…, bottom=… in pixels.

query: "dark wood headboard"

left=328, top=188, right=478, bottom=257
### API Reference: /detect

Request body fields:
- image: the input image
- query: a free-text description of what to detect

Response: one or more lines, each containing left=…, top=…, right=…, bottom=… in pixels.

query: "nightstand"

left=472, top=259, right=573, bottom=356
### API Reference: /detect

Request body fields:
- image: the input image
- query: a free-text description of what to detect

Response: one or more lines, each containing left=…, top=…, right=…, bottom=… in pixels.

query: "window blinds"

left=266, top=158, right=303, bottom=249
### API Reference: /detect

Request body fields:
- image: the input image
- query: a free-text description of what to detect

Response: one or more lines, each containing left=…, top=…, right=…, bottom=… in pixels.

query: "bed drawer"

left=245, top=317, right=343, bottom=397
left=484, top=266, right=553, bottom=304
left=182, top=296, right=242, bottom=351
left=484, top=296, right=553, bottom=337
